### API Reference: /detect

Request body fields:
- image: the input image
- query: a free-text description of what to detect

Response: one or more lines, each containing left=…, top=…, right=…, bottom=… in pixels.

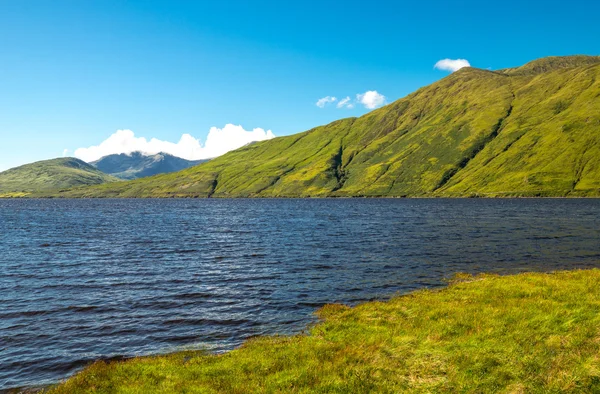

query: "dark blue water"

left=1, top=199, right=599, bottom=390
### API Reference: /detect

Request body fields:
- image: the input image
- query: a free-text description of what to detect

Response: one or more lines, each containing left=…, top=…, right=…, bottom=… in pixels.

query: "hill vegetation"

left=48, top=269, right=600, bottom=393
left=0, top=158, right=119, bottom=196
left=14, top=55, right=600, bottom=198
left=91, top=152, right=207, bottom=180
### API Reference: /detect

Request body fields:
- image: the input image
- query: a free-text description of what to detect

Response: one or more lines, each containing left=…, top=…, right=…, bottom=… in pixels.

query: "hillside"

left=91, top=152, right=207, bottom=180
left=41, top=55, right=600, bottom=198
left=0, top=158, right=119, bottom=196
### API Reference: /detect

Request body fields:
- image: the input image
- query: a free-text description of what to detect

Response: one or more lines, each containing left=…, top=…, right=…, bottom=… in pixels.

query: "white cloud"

left=316, top=91, right=386, bottom=110
left=62, top=149, right=69, bottom=157
left=316, top=96, right=337, bottom=108
left=74, top=125, right=276, bottom=162
left=434, top=58, right=471, bottom=72
left=356, top=91, right=386, bottom=109
left=337, top=96, right=354, bottom=109
left=203, top=125, right=275, bottom=158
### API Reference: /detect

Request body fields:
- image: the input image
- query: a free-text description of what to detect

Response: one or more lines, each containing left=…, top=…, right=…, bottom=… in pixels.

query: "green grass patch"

left=0, top=191, right=30, bottom=198
left=48, top=269, right=600, bottom=393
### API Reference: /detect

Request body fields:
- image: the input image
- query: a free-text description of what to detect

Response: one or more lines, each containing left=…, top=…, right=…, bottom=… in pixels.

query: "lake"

left=1, top=198, right=599, bottom=390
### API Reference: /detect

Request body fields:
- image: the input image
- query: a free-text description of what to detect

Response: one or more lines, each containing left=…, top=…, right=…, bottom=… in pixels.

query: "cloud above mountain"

left=316, top=96, right=337, bottom=108
left=337, top=96, right=354, bottom=109
left=356, top=91, right=386, bottom=109
left=317, top=91, right=385, bottom=110
left=434, top=58, right=471, bottom=72
left=74, top=125, right=276, bottom=162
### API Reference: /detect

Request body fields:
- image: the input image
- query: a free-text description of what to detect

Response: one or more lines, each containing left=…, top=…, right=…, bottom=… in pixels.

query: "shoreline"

left=38, top=269, right=600, bottom=393
left=3, top=194, right=600, bottom=199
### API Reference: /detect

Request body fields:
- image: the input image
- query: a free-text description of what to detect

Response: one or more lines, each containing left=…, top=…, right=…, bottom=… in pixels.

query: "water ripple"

left=1, top=198, right=599, bottom=390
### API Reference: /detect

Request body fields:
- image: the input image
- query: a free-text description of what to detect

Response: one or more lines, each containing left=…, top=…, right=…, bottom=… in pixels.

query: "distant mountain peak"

left=90, top=152, right=208, bottom=180
left=104, top=151, right=165, bottom=158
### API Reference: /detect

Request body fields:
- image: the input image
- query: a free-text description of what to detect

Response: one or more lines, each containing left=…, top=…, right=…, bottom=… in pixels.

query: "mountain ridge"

left=498, top=55, right=600, bottom=76
left=91, top=151, right=208, bottom=180
left=13, top=55, right=600, bottom=198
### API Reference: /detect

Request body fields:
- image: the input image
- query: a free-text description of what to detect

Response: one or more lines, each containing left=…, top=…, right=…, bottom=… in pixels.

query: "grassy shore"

left=48, top=269, right=600, bottom=393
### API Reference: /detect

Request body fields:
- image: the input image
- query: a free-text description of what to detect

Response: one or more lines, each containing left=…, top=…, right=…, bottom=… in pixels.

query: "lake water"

left=1, top=199, right=599, bottom=390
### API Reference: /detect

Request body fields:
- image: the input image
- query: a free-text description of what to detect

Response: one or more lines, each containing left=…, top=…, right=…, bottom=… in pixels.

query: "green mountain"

left=91, top=152, right=208, bottom=180
left=0, top=158, right=119, bottom=196
left=42, top=55, right=600, bottom=198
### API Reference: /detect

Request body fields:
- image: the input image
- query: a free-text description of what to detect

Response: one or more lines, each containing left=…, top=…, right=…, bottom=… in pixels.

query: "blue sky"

left=1, top=0, right=599, bottom=170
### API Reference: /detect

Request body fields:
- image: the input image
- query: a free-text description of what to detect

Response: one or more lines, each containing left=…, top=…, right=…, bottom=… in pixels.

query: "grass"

left=48, top=269, right=600, bottom=393
left=35, top=55, right=600, bottom=199
left=0, top=191, right=30, bottom=198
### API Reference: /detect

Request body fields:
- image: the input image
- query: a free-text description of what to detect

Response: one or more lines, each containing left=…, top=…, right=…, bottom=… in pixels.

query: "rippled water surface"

left=1, top=199, right=599, bottom=390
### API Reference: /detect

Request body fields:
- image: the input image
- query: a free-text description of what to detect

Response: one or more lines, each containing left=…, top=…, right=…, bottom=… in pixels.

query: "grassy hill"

left=49, top=269, right=600, bottom=393
left=39, top=55, right=600, bottom=198
left=0, top=158, right=119, bottom=196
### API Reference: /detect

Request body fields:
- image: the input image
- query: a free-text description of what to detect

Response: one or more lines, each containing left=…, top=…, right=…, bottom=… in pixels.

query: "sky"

left=1, top=0, right=599, bottom=171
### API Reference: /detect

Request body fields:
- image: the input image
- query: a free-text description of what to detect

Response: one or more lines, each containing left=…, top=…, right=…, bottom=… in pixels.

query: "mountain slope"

left=45, top=55, right=600, bottom=198
left=0, top=158, right=119, bottom=196
left=91, top=152, right=208, bottom=180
